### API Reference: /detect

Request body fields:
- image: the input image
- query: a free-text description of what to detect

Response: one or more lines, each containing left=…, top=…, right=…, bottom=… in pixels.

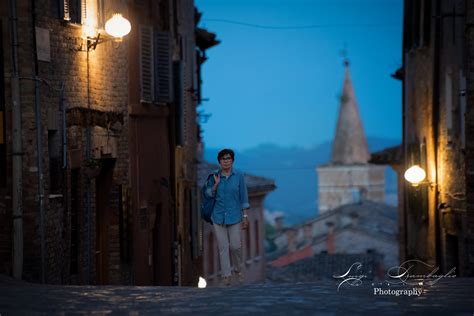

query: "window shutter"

left=413, top=0, right=421, bottom=48
left=60, top=0, right=83, bottom=23
left=421, top=0, right=431, bottom=47
left=154, top=32, right=172, bottom=103
left=182, top=36, right=190, bottom=145
left=81, top=0, right=86, bottom=24
left=97, top=0, right=105, bottom=29
left=445, top=67, right=453, bottom=144
left=190, top=187, right=201, bottom=259
left=59, top=0, right=70, bottom=21
left=460, top=70, right=466, bottom=149
left=173, top=61, right=184, bottom=146
left=139, top=25, right=154, bottom=103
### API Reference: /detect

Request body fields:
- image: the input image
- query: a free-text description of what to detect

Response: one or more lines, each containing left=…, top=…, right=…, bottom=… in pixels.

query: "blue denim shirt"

left=204, top=168, right=250, bottom=225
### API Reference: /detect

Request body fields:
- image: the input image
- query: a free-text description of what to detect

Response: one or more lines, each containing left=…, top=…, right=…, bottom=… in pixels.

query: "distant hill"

left=204, top=137, right=400, bottom=225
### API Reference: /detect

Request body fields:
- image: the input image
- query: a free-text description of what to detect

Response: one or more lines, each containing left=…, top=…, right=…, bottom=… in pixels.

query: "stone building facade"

left=400, top=0, right=474, bottom=276
left=0, top=0, right=216, bottom=285
left=317, top=62, right=385, bottom=213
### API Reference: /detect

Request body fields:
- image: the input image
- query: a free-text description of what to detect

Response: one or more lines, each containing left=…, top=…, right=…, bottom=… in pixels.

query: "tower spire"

left=331, top=61, right=370, bottom=164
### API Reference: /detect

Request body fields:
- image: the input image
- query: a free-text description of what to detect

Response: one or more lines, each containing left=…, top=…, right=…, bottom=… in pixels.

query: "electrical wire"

left=236, top=167, right=317, bottom=171
left=201, top=18, right=399, bottom=30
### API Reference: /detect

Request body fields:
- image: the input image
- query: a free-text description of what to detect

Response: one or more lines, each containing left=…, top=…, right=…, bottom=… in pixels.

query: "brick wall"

left=403, top=0, right=473, bottom=276
left=0, top=0, right=131, bottom=283
left=464, top=0, right=474, bottom=276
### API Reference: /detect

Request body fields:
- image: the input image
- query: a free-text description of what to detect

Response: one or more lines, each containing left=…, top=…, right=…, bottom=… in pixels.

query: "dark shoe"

left=235, top=272, right=244, bottom=284
left=222, top=276, right=232, bottom=286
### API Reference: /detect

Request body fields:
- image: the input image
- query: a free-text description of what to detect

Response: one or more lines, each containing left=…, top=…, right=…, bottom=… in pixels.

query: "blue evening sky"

left=195, top=0, right=403, bottom=151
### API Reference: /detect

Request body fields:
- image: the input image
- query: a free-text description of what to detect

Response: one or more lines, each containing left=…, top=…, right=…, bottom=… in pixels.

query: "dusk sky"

left=195, top=0, right=403, bottom=151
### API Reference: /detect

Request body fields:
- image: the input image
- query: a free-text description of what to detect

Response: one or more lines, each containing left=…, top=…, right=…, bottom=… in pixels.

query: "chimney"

left=274, top=215, right=284, bottom=232
left=303, top=223, right=312, bottom=245
left=285, top=228, right=297, bottom=253
left=197, top=141, right=204, bottom=162
left=325, top=221, right=335, bottom=254
left=350, top=211, right=359, bottom=228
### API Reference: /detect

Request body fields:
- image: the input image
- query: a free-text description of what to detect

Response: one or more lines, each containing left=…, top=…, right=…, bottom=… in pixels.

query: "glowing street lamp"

left=105, top=13, right=132, bottom=39
left=84, top=13, right=131, bottom=51
left=404, top=165, right=427, bottom=186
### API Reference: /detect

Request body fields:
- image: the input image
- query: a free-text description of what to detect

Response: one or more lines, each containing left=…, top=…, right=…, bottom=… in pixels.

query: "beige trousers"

left=213, top=222, right=242, bottom=277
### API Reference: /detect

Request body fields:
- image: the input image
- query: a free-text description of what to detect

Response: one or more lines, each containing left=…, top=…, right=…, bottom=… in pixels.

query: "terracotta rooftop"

left=369, top=145, right=402, bottom=165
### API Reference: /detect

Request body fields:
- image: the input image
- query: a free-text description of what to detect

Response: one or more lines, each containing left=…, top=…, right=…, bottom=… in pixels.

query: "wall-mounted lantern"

left=82, top=13, right=131, bottom=51
left=104, top=14, right=131, bottom=39
left=404, top=164, right=433, bottom=187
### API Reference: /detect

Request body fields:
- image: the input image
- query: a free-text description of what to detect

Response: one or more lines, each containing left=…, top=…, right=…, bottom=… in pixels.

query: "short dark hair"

left=217, top=148, right=235, bottom=161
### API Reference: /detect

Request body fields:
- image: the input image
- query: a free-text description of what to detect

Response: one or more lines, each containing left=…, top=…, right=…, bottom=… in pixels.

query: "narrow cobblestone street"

left=1, top=277, right=473, bottom=315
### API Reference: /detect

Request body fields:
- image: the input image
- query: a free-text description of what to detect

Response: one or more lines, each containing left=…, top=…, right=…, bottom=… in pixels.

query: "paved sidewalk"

left=0, top=277, right=473, bottom=315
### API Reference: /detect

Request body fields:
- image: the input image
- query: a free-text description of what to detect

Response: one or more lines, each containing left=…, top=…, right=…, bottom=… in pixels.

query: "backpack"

left=201, top=173, right=216, bottom=224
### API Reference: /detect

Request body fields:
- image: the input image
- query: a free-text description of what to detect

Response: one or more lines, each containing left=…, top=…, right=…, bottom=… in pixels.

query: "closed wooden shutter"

left=173, top=61, right=185, bottom=146
left=182, top=36, right=189, bottom=145
left=60, top=0, right=83, bottom=23
left=59, top=0, right=70, bottom=21
left=421, top=0, right=431, bottom=47
left=97, top=0, right=105, bottom=29
left=154, top=32, right=172, bottom=103
left=460, top=70, right=466, bottom=149
left=81, top=0, right=86, bottom=24
left=139, top=25, right=154, bottom=103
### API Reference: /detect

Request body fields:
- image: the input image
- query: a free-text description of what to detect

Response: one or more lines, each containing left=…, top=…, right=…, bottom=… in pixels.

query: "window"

left=445, top=66, right=454, bottom=145
left=97, top=0, right=105, bottom=30
left=139, top=25, right=172, bottom=104
left=421, top=0, right=431, bottom=47
left=403, top=0, right=413, bottom=50
left=460, top=70, right=466, bottom=149
left=139, top=25, right=154, bottom=103
left=405, top=0, right=431, bottom=50
left=48, top=130, right=62, bottom=193
left=255, top=220, right=260, bottom=257
left=59, top=0, right=105, bottom=29
left=70, top=169, right=80, bottom=274
left=413, top=0, right=421, bottom=47
left=246, top=222, right=251, bottom=260
left=0, top=24, right=5, bottom=188
left=59, top=0, right=84, bottom=24
left=208, top=233, right=214, bottom=275
left=188, top=187, right=201, bottom=259
left=119, top=185, right=131, bottom=262
left=154, top=32, right=172, bottom=103
left=173, top=61, right=185, bottom=145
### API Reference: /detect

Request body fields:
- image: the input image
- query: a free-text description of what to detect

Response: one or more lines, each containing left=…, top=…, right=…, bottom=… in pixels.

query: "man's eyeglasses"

left=221, top=156, right=233, bottom=161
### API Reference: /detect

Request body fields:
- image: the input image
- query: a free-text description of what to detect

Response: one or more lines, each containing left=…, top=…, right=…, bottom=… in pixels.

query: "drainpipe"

left=61, top=82, right=67, bottom=169
left=401, top=0, right=408, bottom=265
left=34, top=78, right=45, bottom=284
left=9, top=0, right=23, bottom=280
left=433, top=0, right=442, bottom=272
left=29, top=0, right=46, bottom=284
left=85, top=48, right=92, bottom=284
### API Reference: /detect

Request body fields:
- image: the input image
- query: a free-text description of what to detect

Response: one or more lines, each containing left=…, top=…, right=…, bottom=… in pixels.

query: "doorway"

left=95, top=158, right=115, bottom=285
